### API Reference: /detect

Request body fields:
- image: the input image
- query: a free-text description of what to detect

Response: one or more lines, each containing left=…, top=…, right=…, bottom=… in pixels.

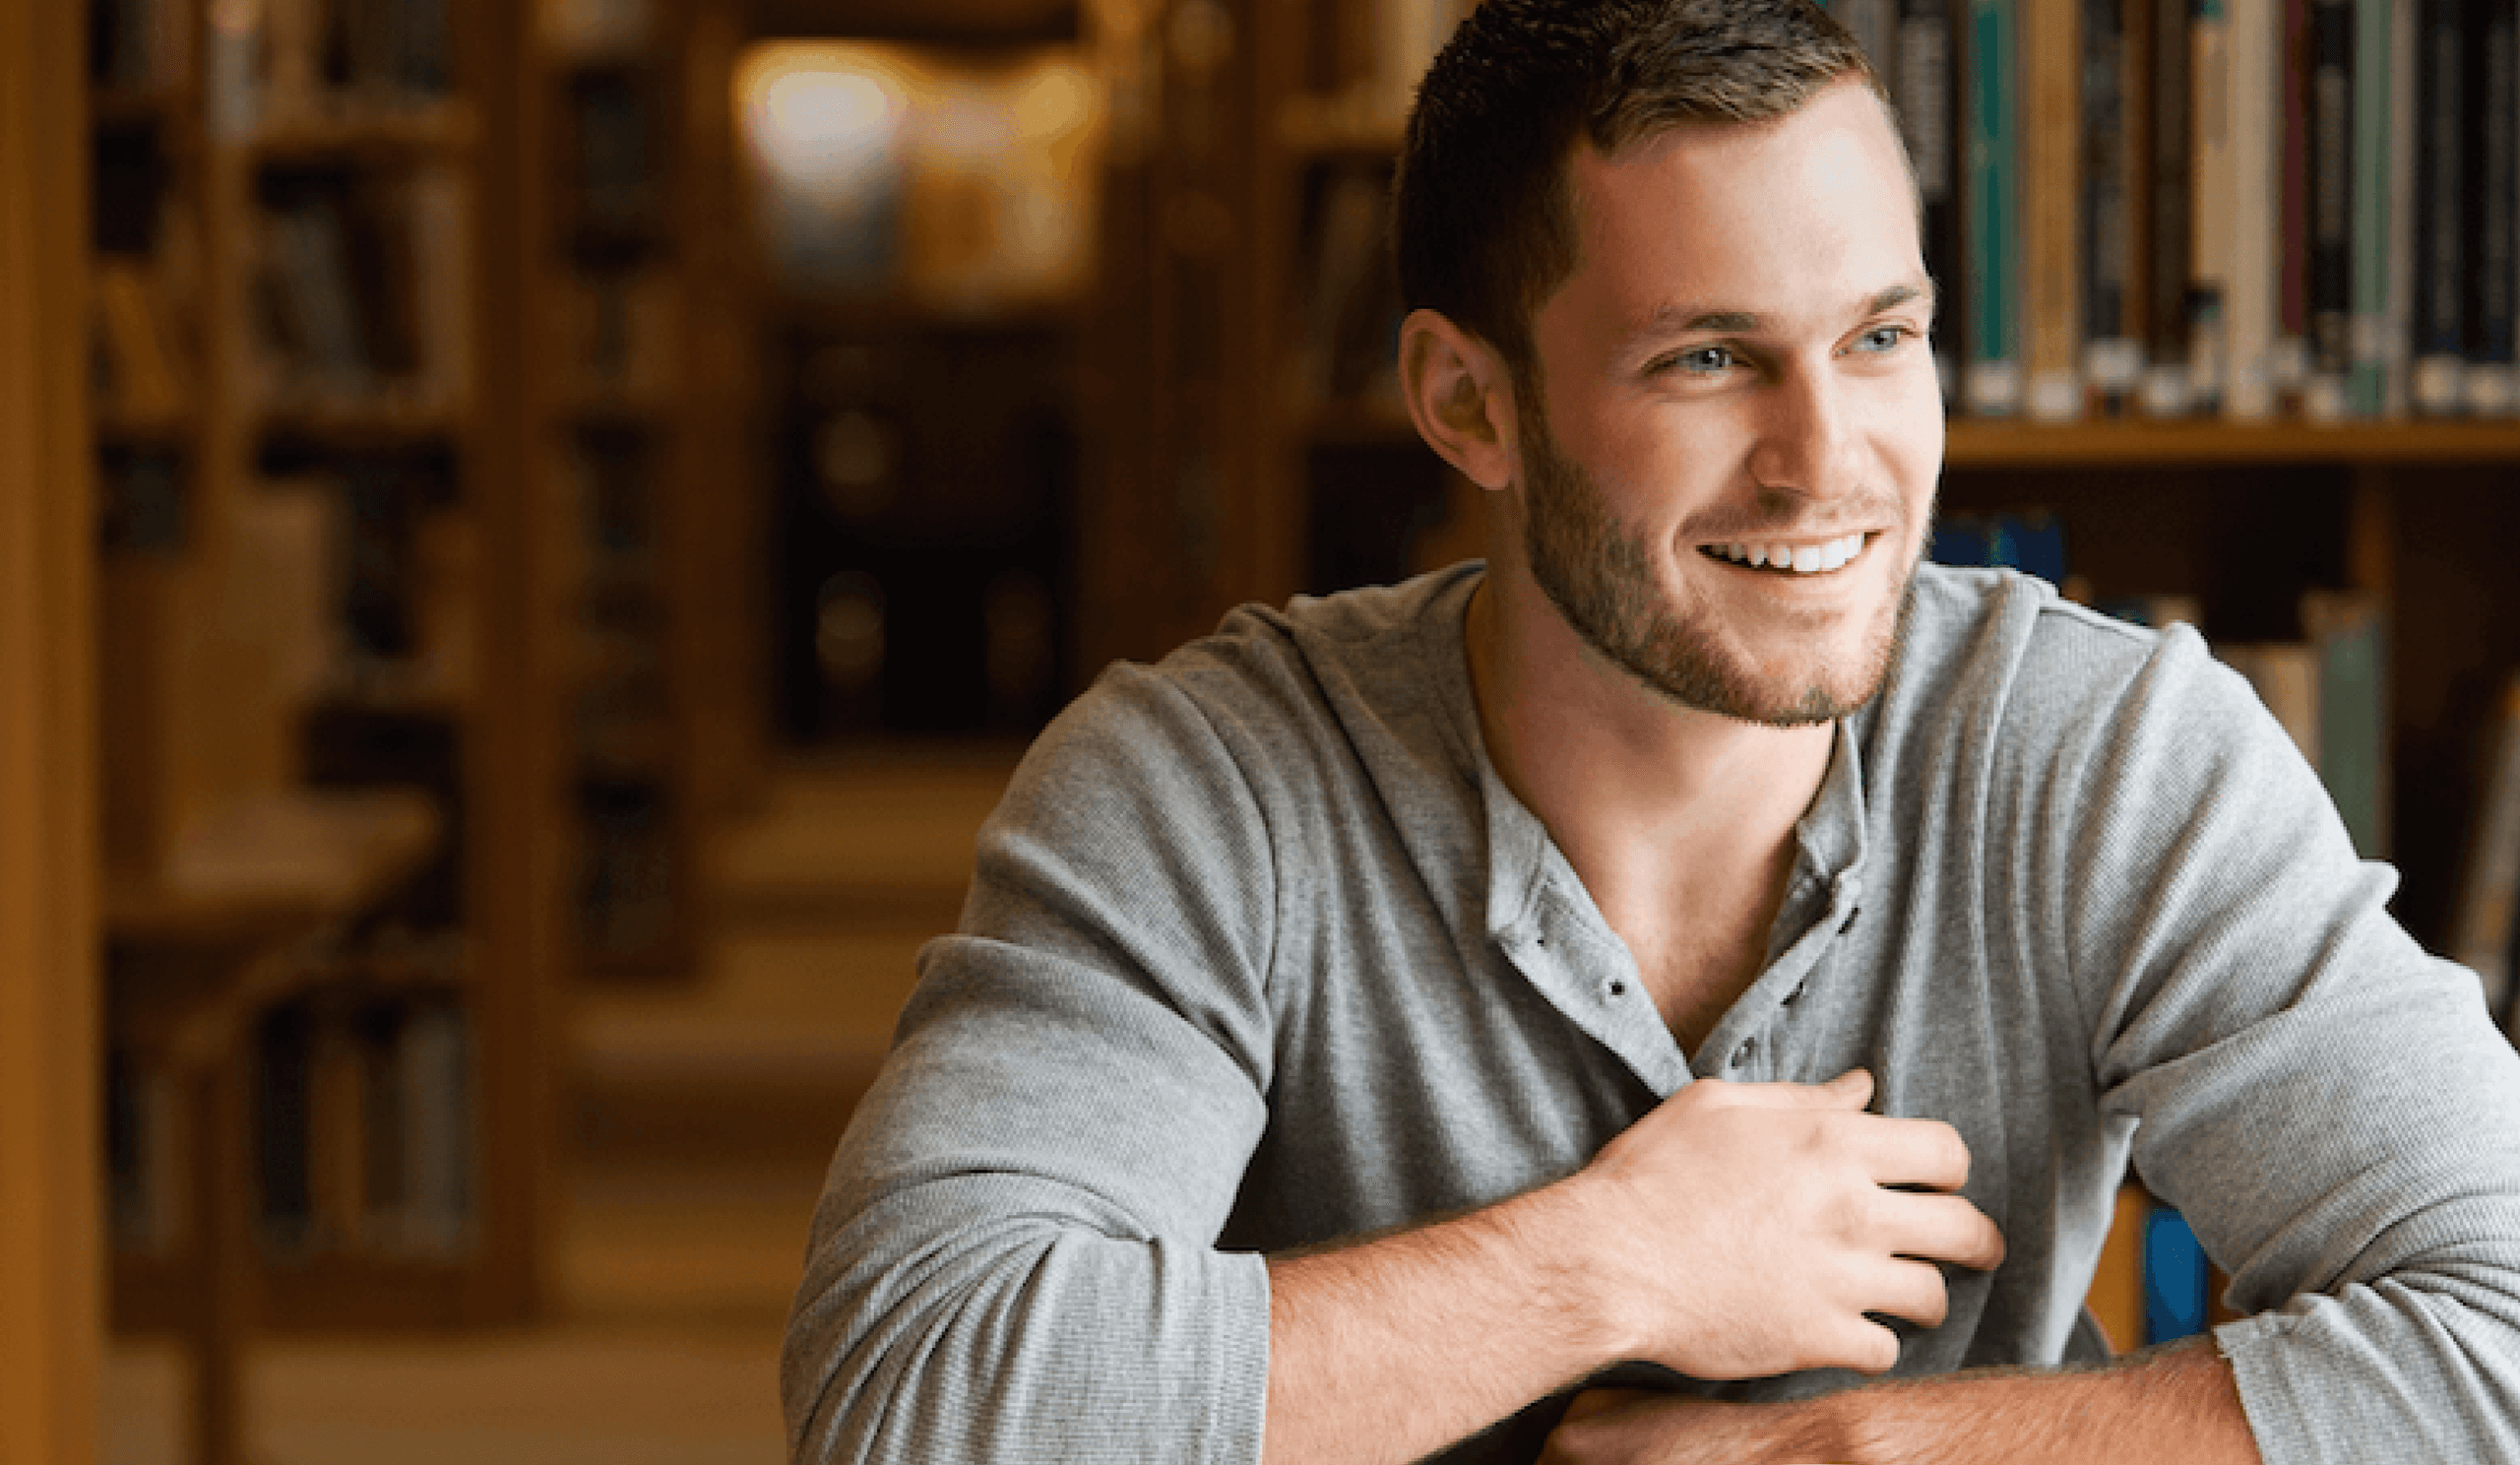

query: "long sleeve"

left=2043, top=624, right=2520, bottom=1461
left=782, top=659, right=1285, bottom=1463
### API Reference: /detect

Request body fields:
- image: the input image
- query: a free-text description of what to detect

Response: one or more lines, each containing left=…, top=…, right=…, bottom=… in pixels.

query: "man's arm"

left=1538, top=1339, right=2259, bottom=1464
left=1262, top=1071, right=2006, bottom=1465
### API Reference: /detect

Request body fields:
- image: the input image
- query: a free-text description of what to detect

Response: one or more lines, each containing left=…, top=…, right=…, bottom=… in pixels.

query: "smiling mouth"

left=1699, top=532, right=1875, bottom=575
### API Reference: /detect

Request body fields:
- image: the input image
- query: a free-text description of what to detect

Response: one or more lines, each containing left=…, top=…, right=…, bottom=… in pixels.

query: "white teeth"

left=1711, top=533, right=1869, bottom=574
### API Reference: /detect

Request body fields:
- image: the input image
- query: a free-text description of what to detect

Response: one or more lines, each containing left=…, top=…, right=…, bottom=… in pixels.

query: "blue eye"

left=1856, top=324, right=1913, bottom=352
left=1671, top=345, right=1736, bottom=375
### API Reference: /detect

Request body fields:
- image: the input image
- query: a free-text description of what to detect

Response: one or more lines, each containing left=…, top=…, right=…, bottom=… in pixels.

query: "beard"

left=1517, top=402, right=1923, bottom=728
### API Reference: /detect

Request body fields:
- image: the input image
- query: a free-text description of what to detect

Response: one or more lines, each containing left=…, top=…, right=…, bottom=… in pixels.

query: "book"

left=2026, top=0, right=2086, bottom=419
left=105, top=1045, right=186, bottom=1257
left=2188, top=0, right=2235, bottom=413
left=2143, top=0, right=2196, bottom=414
left=1929, top=509, right=2069, bottom=584
left=2224, top=0, right=2285, bottom=418
left=1833, top=0, right=1902, bottom=70
left=2221, top=641, right=2322, bottom=761
left=2304, top=0, right=2357, bottom=419
left=2347, top=0, right=2397, bottom=416
left=2450, top=674, right=2520, bottom=1020
left=2088, top=1182, right=2151, bottom=1351
left=1965, top=0, right=2024, bottom=414
left=2143, top=1203, right=2214, bottom=1341
left=257, top=999, right=318, bottom=1250
left=2302, top=589, right=2388, bottom=858
left=2082, top=0, right=2147, bottom=411
left=395, top=994, right=472, bottom=1255
left=2412, top=0, right=2467, bottom=414
left=1294, top=163, right=1395, bottom=405
left=1897, top=0, right=1966, bottom=400
left=2467, top=0, right=2519, bottom=415
left=2277, top=0, right=2313, bottom=404
left=92, top=259, right=189, bottom=421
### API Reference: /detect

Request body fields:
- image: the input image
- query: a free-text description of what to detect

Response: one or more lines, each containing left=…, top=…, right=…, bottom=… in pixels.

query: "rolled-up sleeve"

left=782, top=659, right=1283, bottom=1463
left=2054, top=625, right=2520, bottom=1461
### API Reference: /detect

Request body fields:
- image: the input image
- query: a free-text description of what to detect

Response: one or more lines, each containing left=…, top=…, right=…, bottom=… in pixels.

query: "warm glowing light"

left=734, top=39, right=1109, bottom=305
left=737, top=44, right=912, bottom=194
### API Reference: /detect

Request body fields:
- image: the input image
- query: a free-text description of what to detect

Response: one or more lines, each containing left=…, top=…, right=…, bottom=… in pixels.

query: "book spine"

left=2348, top=0, right=2396, bottom=416
left=1898, top=0, right=1965, bottom=400
left=2190, top=0, right=2235, bottom=413
left=2224, top=0, right=2283, bottom=418
left=2083, top=0, right=2145, bottom=410
left=2279, top=0, right=2313, bottom=400
left=2452, top=677, right=2520, bottom=1019
left=257, top=1000, right=316, bottom=1251
left=2146, top=0, right=2197, bottom=412
left=1966, top=0, right=2024, bottom=414
left=2413, top=0, right=2467, bottom=413
left=2303, top=590, right=2388, bottom=858
left=2143, top=1204, right=2213, bottom=1341
left=2471, top=0, right=2519, bottom=414
left=2028, top=0, right=2086, bottom=418
left=1834, top=0, right=1903, bottom=69
left=2305, top=0, right=2358, bottom=417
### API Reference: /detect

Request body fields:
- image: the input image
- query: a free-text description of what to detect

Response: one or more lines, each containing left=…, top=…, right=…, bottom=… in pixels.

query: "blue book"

left=2143, top=1204, right=2213, bottom=1341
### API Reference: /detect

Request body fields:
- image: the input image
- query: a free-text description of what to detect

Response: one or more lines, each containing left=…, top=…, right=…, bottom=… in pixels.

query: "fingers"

left=1876, top=1189, right=2008, bottom=1272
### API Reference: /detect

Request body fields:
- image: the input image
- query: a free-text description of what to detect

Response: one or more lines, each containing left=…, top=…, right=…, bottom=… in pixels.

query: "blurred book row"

left=1290, top=0, right=2520, bottom=426
left=1834, top=0, right=2511, bottom=422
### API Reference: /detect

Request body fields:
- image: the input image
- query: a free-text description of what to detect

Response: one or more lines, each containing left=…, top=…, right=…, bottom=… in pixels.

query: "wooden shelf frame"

left=2, top=4, right=104, bottom=1462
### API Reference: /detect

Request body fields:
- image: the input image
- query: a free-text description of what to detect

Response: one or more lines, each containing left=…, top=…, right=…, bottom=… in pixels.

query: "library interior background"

left=16, top=0, right=2520, bottom=1459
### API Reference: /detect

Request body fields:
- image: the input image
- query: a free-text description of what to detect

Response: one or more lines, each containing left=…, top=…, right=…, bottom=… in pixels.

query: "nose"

left=1743, top=363, right=1862, bottom=504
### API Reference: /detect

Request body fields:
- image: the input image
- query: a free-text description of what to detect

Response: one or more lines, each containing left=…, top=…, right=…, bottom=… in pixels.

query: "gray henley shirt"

left=784, top=561, right=2520, bottom=1463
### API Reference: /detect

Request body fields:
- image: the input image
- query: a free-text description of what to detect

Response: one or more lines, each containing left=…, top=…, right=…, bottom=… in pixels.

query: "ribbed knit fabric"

left=783, top=562, right=2520, bottom=1463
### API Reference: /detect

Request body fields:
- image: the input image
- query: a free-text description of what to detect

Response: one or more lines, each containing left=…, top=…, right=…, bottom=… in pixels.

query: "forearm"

left=1266, top=1177, right=1628, bottom=1465
left=1817, top=1339, right=2261, bottom=1465
left=1544, top=1339, right=2262, bottom=1465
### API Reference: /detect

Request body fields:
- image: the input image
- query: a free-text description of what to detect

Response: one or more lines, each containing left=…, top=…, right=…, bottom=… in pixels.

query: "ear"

left=1398, top=309, right=1519, bottom=491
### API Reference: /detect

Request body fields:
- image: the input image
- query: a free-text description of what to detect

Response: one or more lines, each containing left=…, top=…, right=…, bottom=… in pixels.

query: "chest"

left=1614, top=878, right=1791, bottom=1058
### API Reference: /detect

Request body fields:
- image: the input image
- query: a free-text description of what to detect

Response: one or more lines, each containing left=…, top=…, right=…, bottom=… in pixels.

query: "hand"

left=1540, top=1389, right=1829, bottom=1465
left=1568, top=1069, right=2004, bottom=1380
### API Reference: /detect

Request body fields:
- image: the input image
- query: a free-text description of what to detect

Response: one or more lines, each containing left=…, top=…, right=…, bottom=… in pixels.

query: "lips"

left=1700, top=532, right=1873, bottom=575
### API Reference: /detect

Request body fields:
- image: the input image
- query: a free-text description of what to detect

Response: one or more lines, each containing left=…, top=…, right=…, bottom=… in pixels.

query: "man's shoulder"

left=1035, top=564, right=1480, bottom=794
left=1880, top=563, right=2246, bottom=764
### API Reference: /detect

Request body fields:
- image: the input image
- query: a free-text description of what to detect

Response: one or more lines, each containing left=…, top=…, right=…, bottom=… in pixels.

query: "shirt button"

left=1733, top=1036, right=1758, bottom=1066
left=1606, top=979, right=1627, bottom=1000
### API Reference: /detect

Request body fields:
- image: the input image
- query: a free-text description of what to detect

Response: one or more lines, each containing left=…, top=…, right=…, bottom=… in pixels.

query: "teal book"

left=2347, top=0, right=2393, bottom=415
left=2304, top=590, right=2387, bottom=859
left=1964, top=0, right=2021, bottom=414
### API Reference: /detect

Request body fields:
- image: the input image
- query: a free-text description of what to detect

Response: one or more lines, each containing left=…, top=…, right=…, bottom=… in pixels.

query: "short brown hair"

left=1394, top=0, right=1888, bottom=378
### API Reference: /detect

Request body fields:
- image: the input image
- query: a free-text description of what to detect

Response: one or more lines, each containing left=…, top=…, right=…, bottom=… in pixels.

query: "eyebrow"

left=1628, top=280, right=1938, bottom=344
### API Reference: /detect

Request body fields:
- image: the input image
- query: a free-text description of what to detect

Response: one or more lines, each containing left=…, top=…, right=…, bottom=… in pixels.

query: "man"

left=783, top=3, right=2520, bottom=1461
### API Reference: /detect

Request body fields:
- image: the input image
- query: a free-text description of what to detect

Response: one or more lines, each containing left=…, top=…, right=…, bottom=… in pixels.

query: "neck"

left=1464, top=568, right=1836, bottom=906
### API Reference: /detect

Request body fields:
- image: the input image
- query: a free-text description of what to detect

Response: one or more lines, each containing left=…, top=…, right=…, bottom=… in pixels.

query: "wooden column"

left=0, top=0, right=103, bottom=1460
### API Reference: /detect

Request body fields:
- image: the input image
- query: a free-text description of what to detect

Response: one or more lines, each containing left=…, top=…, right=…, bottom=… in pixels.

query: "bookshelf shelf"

left=1945, top=419, right=2520, bottom=468
left=238, top=104, right=485, bottom=159
left=1288, top=402, right=2520, bottom=469
left=93, top=2, right=561, bottom=1461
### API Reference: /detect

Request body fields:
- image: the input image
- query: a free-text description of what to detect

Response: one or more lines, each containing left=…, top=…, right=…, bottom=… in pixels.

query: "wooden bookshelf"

left=86, top=6, right=564, bottom=1459
left=2, top=4, right=103, bottom=1461
left=524, top=0, right=720, bottom=980
left=1079, top=0, right=2520, bottom=949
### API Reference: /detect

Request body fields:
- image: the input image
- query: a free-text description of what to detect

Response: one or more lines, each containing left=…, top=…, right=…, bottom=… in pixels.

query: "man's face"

left=1512, top=79, right=1943, bottom=727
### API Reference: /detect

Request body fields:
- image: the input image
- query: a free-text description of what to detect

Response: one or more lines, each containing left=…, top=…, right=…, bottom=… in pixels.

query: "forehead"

left=1550, top=82, right=1923, bottom=332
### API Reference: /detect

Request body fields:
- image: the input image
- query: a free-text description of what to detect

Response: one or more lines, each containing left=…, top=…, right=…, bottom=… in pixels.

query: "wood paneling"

left=0, top=0, right=103, bottom=1460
